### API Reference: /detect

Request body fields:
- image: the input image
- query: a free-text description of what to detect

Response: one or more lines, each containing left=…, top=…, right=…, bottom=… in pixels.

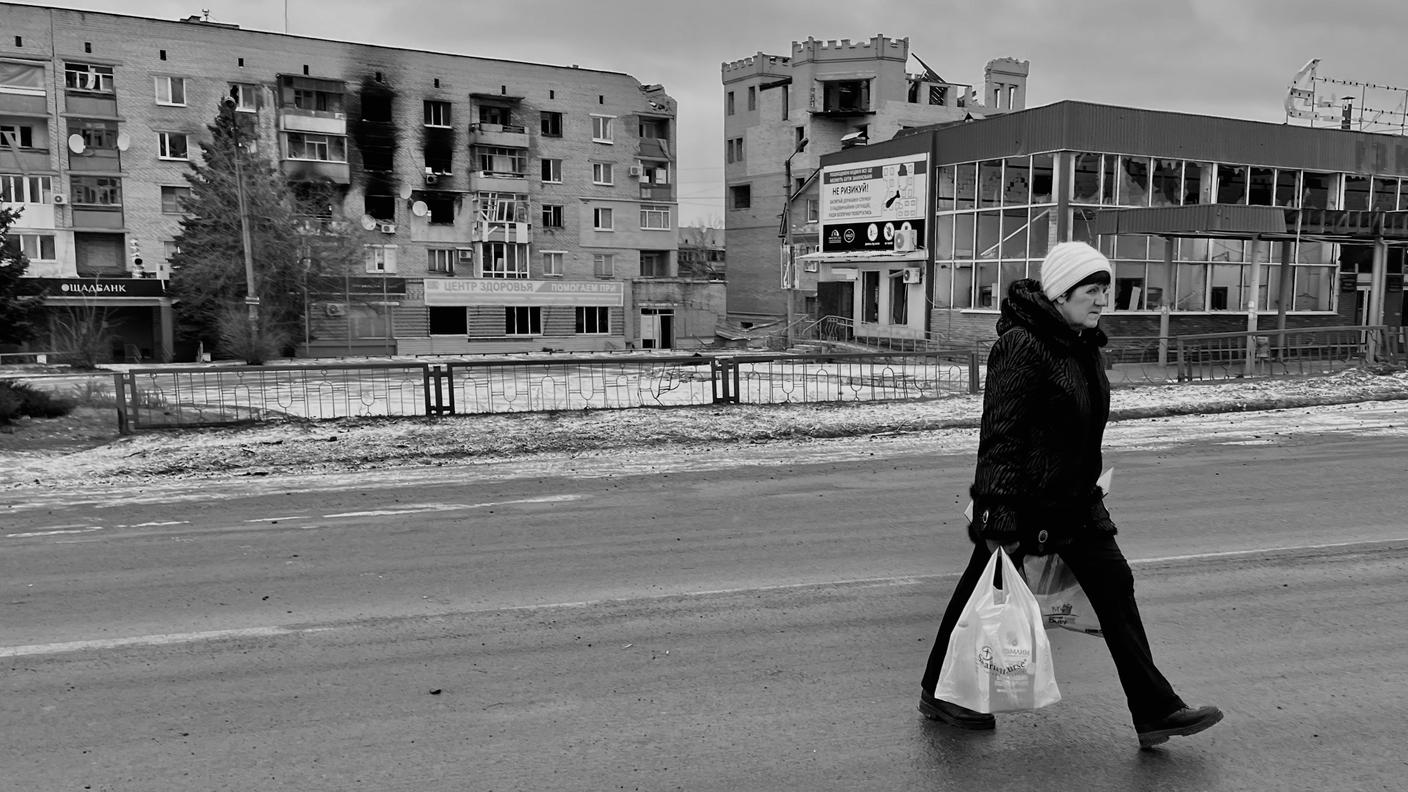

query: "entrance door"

left=640, top=309, right=674, bottom=349
left=815, top=282, right=855, bottom=340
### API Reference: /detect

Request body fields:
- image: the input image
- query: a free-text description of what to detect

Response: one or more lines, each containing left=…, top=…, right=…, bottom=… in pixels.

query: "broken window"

left=821, top=80, right=869, bottom=114
left=360, top=92, right=393, bottom=122
left=423, top=194, right=455, bottom=225
left=540, top=111, right=563, bottom=137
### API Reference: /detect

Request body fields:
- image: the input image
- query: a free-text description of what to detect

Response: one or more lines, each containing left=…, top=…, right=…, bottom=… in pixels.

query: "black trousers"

left=919, top=534, right=1186, bottom=724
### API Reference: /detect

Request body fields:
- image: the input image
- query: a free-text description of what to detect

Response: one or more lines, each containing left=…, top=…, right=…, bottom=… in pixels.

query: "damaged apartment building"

left=1, top=3, right=716, bottom=361
left=720, top=34, right=1028, bottom=327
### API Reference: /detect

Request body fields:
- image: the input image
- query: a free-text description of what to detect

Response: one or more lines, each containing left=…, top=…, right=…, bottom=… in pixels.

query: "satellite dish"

left=116, top=131, right=131, bottom=152
left=359, top=214, right=377, bottom=231
left=67, top=134, right=86, bottom=154
left=411, top=200, right=429, bottom=217
left=398, top=183, right=413, bottom=200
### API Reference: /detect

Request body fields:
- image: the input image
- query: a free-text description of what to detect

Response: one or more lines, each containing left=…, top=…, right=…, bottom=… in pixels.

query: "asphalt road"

left=3, top=409, right=1407, bottom=791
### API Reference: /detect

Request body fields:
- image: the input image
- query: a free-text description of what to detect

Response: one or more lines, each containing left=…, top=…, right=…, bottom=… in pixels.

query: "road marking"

left=0, top=625, right=334, bottom=658
left=8, top=526, right=105, bottom=538
left=324, top=494, right=580, bottom=519
left=245, top=516, right=307, bottom=523
left=125, top=520, right=190, bottom=528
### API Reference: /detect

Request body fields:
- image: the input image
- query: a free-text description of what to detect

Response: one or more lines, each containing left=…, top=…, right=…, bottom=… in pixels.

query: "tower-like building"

left=0, top=3, right=720, bottom=361
left=721, top=35, right=1028, bottom=326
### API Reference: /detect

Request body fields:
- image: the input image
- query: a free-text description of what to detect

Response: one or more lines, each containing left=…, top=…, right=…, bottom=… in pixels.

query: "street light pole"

left=781, top=137, right=808, bottom=348
left=224, top=97, right=259, bottom=329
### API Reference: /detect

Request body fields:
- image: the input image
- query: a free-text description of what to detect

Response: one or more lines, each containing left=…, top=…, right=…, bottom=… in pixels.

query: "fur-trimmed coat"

left=968, top=278, right=1116, bottom=554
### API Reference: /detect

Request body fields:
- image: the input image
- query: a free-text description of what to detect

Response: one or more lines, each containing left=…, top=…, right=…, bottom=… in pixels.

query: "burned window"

left=821, top=80, right=869, bottom=113
left=360, top=93, right=393, bottom=122
left=364, top=193, right=395, bottom=221
left=540, top=111, right=563, bottom=137
left=423, top=194, right=455, bottom=225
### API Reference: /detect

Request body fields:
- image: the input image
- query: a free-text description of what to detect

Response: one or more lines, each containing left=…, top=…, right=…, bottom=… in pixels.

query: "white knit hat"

left=1039, top=242, right=1112, bottom=301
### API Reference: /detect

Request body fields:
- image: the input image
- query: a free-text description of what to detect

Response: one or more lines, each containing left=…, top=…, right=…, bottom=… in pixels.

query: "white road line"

left=244, top=516, right=307, bottom=523
left=0, top=625, right=334, bottom=658
left=8, top=526, right=105, bottom=538
left=324, top=494, right=580, bottom=519
left=125, top=520, right=190, bottom=528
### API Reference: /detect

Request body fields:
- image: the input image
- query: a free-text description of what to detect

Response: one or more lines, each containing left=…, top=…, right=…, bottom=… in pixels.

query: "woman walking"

left=917, top=242, right=1222, bottom=748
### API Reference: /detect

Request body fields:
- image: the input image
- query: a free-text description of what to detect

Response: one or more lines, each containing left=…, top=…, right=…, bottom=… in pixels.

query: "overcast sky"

left=23, top=0, right=1408, bottom=225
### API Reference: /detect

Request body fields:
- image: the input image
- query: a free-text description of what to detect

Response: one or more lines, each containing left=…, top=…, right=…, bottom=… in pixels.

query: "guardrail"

left=105, top=350, right=983, bottom=433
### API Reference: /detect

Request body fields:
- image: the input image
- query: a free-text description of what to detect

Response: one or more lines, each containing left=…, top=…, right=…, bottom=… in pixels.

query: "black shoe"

left=919, top=691, right=995, bottom=730
left=1135, top=705, right=1223, bottom=748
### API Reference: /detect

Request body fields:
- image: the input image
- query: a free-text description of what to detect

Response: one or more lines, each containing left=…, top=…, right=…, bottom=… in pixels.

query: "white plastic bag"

left=934, top=548, right=1061, bottom=713
left=1023, top=553, right=1102, bottom=636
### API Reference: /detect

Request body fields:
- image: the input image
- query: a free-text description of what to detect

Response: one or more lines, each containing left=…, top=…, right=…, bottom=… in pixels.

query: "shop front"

left=30, top=277, right=173, bottom=362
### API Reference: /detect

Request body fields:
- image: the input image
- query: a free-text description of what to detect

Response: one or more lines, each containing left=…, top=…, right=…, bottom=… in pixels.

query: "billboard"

left=423, top=278, right=624, bottom=307
left=820, top=153, right=928, bottom=253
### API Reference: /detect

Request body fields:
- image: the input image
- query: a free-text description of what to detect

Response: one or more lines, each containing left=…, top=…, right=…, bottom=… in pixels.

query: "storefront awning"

left=796, top=249, right=926, bottom=264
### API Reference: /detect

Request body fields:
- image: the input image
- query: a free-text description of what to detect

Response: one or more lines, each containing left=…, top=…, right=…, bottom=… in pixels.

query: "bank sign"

left=34, top=277, right=167, bottom=297
left=820, top=154, right=928, bottom=253
left=423, top=278, right=623, bottom=307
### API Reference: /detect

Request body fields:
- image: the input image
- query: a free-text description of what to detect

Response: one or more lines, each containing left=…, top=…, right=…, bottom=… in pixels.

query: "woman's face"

left=1057, top=282, right=1110, bottom=329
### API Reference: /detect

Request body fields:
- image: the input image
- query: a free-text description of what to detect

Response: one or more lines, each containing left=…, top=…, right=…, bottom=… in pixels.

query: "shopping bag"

left=1023, top=553, right=1102, bottom=636
left=933, top=548, right=1061, bottom=713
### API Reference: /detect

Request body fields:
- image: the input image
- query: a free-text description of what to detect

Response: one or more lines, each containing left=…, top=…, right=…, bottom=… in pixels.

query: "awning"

left=797, top=249, right=926, bottom=264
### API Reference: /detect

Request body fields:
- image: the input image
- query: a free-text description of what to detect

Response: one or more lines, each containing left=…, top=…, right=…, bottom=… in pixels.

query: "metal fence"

left=100, top=350, right=982, bottom=432
left=1176, top=325, right=1407, bottom=382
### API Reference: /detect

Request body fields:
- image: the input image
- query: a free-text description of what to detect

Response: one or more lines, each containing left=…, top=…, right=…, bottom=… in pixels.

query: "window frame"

left=0, top=124, right=36, bottom=150
left=160, top=185, right=191, bottom=214
left=505, top=306, right=542, bottom=336
left=541, top=203, right=564, bottom=228
left=363, top=244, right=398, bottom=274
left=427, top=247, right=456, bottom=274
left=69, top=175, right=121, bottom=206
left=0, top=175, right=52, bottom=204
left=575, top=306, right=609, bottom=334
left=591, top=114, right=615, bottom=143
left=228, top=83, right=258, bottom=112
left=540, top=111, right=563, bottom=137
left=157, top=131, right=190, bottom=161
left=640, top=204, right=671, bottom=230
left=285, top=131, right=348, bottom=163
left=592, top=161, right=614, bottom=185
left=593, top=253, right=615, bottom=277
left=540, top=157, right=562, bottom=183
left=64, top=63, right=114, bottom=94
left=154, top=75, right=187, bottom=106
left=480, top=241, right=529, bottom=278
left=541, top=250, right=565, bottom=277
left=593, top=206, right=614, bottom=231
left=423, top=100, right=451, bottom=128
left=3, top=232, right=56, bottom=261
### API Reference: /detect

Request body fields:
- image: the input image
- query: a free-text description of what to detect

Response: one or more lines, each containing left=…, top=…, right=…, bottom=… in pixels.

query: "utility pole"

left=223, top=97, right=259, bottom=331
left=781, top=137, right=808, bottom=347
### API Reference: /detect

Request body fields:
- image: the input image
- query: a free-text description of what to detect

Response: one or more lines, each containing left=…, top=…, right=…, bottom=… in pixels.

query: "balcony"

left=281, top=159, right=350, bottom=184
left=471, top=170, right=529, bottom=193
left=280, top=113, right=347, bottom=135
left=469, top=122, right=528, bottom=148
left=69, top=147, right=120, bottom=173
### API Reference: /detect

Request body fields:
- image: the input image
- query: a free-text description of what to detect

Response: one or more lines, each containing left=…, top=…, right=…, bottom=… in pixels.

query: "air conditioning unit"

left=892, top=228, right=917, bottom=253
left=457, top=249, right=475, bottom=263
left=324, top=303, right=346, bottom=317
left=377, top=222, right=396, bottom=234
left=803, top=260, right=819, bottom=273
left=627, top=164, right=643, bottom=178
left=902, top=267, right=923, bottom=284
left=424, top=173, right=438, bottom=185
left=52, top=194, right=67, bottom=205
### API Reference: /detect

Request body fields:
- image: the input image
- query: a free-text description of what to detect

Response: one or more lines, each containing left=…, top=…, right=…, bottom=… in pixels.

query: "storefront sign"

left=423, top=278, right=624, bottom=307
left=308, top=276, right=407, bottom=296
left=820, top=153, right=928, bottom=253
left=33, top=278, right=167, bottom=297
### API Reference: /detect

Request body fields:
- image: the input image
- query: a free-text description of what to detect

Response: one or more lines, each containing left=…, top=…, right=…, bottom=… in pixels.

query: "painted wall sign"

left=423, top=278, right=624, bottom=307
left=820, top=153, right=928, bottom=252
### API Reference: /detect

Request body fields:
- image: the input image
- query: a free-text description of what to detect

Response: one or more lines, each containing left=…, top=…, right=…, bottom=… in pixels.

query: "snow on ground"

left=3, top=368, right=1408, bottom=492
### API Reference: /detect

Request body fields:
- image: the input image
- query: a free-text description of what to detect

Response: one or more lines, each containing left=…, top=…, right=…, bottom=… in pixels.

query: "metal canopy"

left=1095, top=204, right=1408, bottom=243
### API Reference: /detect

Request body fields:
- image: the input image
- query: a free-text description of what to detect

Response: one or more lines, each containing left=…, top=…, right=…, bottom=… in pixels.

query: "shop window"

left=1274, top=170, right=1301, bottom=207
left=349, top=304, right=390, bottom=339
left=889, top=271, right=908, bottom=324
left=862, top=270, right=880, bottom=322
left=1002, top=156, right=1031, bottom=206
left=1120, top=157, right=1151, bottom=207
left=1372, top=177, right=1398, bottom=211
left=505, top=306, right=541, bottom=335
left=1152, top=159, right=1183, bottom=206
left=1071, top=153, right=1101, bottom=204
left=1248, top=168, right=1276, bottom=206
left=1301, top=172, right=1333, bottom=209
left=1342, top=174, right=1371, bottom=211
left=1184, top=162, right=1213, bottom=205
left=1216, top=164, right=1247, bottom=204
left=978, top=160, right=1002, bottom=208
left=575, top=306, right=609, bottom=334
left=428, top=306, right=467, bottom=335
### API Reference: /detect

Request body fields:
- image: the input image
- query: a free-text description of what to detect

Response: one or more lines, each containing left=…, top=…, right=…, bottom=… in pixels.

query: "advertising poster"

left=820, top=154, right=928, bottom=253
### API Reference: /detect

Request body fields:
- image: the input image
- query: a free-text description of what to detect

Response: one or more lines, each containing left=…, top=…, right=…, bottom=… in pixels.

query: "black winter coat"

left=968, top=278, right=1116, bottom=554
